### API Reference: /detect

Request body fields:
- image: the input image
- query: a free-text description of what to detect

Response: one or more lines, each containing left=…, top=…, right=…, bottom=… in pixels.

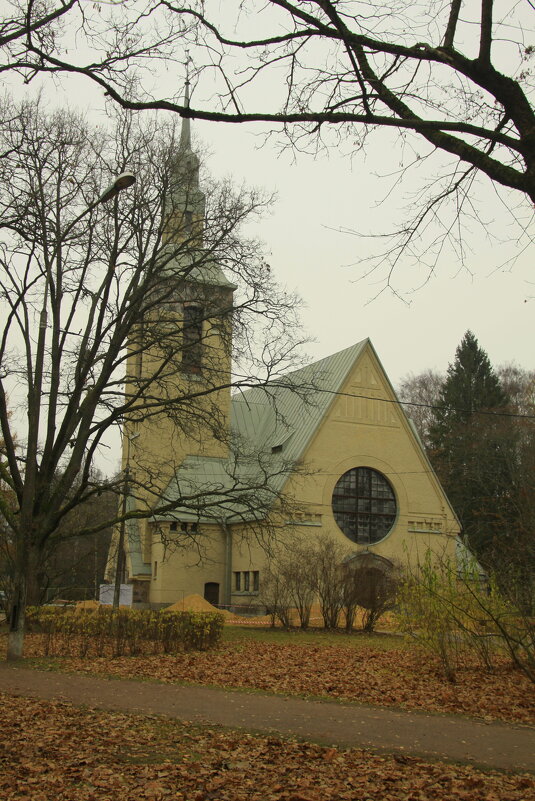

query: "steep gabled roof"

left=155, top=340, right=368, bottom=522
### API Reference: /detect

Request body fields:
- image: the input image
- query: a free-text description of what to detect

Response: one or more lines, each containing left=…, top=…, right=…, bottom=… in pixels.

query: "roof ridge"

left=233, top=339, right=369, bottom=402
left=275, top=338, right=369, bottom=384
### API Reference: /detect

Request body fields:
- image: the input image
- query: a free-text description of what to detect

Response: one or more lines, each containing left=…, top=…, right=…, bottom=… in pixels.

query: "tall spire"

left=175, top=55, right=200, bottom=193
left=162, top=59, right=237, bottom=291
left=164, top=59, right=205, bottom=249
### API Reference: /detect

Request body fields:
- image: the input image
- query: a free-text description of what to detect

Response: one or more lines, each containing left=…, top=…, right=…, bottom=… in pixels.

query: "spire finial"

left=179, top=51, right=192, bottom=152
left=185, top=49, right=191, bottom=106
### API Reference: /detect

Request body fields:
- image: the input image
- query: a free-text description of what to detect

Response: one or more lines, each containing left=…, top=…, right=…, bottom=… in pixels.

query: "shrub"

left=397, top=551, right=534, bottom=683
left=310, top=535, right=348, bottom=630
left=25, top=606, right=224, bottom=657
left=261, top=565, right=294, bottom=629
left=397, top=562, right=465, bottom=682
left=261, top=541, right=317, bottom=630
left=341, top=555, right=401, bottom=633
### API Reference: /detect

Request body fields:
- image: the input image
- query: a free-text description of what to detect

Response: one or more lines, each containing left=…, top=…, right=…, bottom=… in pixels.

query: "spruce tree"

left=429, top=332, right=512, bottom=565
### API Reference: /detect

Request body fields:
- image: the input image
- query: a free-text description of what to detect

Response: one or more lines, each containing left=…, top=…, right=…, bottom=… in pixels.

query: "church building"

left=106, top=97, right=459, bottom=610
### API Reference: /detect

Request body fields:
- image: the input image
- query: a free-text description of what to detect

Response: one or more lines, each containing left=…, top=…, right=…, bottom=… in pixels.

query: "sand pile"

left=165, top=594, right=232, bottom=615
left=75, top=600, right=101, bottom=611
left=165, top=594, right=275, bottom=625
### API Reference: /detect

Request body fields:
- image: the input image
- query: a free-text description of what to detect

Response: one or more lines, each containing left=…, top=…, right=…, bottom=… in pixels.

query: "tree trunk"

left=6, top=541, right=41, bottom=660
left=7, top=578, right=27, bottom=661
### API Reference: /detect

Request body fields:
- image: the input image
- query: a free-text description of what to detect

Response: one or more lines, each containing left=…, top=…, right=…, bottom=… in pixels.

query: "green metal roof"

left=155, top=340, right=368, bottom=523
left=159, top=246, right=237, bottom=289
left=232, top=339, right=368, bottom=465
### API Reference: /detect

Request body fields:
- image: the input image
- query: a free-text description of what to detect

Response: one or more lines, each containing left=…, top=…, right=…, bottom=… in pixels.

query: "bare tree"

left=397, top=370, right=444, bottom=449
left=496, top=364, right=535, bottom=417
left=261, top=538, right=316, bottom=629
left=340, top=553, right=401, bottom=632
left=285, top=541, right=316, bottom=630
left=0, top=96, right=305, bottom=658
left=357, top=565, right=401, bottom=633
left=310, top=534, right=351, bottom=630
left=261, top=560, right=295, bottom=629
left=340, top=563, right=360, bottom=633
left=3, top=0, right=533, bottom=271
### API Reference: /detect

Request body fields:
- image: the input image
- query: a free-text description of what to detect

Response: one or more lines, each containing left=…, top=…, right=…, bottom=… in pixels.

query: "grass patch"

left=221, top=624, right=408, bottom=650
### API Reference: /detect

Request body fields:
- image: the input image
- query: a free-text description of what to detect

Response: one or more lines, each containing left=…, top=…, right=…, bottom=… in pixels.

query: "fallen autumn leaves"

left=20, top=632, right=535, bottom=725
left=1, top=693, right=533, bottom=801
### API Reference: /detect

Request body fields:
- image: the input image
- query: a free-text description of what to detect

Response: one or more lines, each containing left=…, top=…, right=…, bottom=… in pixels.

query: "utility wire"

left=55, top=329, right=535, bottom=421
left=262, top=382, right=535, bottom=422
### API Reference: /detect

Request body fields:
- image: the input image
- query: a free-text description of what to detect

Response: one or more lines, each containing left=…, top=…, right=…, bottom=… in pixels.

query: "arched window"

left=182, top=304, right=203, bottom=371
left=332, top=467, right=396, bottom=545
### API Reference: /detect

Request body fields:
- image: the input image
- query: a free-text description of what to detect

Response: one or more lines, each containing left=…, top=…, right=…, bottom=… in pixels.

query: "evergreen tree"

left=429, top=332, right=513, bottom=565
left=431, top=331, right=508, bottom=433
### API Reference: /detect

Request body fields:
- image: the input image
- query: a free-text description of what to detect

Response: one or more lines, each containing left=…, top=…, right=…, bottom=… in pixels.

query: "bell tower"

left=120, top=78, right=236, bottom=574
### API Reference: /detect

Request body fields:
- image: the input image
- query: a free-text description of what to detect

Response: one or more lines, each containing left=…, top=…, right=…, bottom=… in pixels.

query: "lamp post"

left=113, top=431, right=140, bottom=609
left=78, top=172, right=135, bottom=611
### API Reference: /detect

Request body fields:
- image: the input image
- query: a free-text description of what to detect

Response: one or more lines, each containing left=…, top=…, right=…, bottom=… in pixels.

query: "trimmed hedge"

left=26, top=606, right=224, bottom=657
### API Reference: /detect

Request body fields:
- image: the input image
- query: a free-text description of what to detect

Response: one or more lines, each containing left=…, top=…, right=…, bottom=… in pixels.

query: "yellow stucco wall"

left=124, top=309, right=232, bottom=485
left=149, top=524, right=226, bottom=606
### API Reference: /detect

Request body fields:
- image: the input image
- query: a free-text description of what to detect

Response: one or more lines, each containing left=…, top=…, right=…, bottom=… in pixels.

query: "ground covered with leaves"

left=21, top=630, right=535, bottom=725
left=1, top=692, right=533, bottom=801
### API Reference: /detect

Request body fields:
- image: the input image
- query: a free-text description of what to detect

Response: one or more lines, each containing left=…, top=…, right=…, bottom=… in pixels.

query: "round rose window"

left=332, top=467, right=396, bottom=544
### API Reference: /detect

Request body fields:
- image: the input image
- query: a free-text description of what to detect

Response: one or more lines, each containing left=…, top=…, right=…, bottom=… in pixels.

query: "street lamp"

left=41, top=170, right=137, bottom=325
left=38, top=170, right=136, bottom=329
left=98, top=172, right=136, bottom=204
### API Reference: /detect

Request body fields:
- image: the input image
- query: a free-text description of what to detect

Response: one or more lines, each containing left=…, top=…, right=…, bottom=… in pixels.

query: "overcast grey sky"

left=18, top=78, right=535, bottom=389
left=6, top=0, right=533, bottom=391
left=195, top=114, right=533, bottom=385
left=6, top=40, right=534, bottom=387
left=158, top=0, right=534, bottom=386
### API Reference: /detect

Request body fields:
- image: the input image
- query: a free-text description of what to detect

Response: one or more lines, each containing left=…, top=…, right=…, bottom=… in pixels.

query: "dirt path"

left=0, top=664, right=533, bottom=773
